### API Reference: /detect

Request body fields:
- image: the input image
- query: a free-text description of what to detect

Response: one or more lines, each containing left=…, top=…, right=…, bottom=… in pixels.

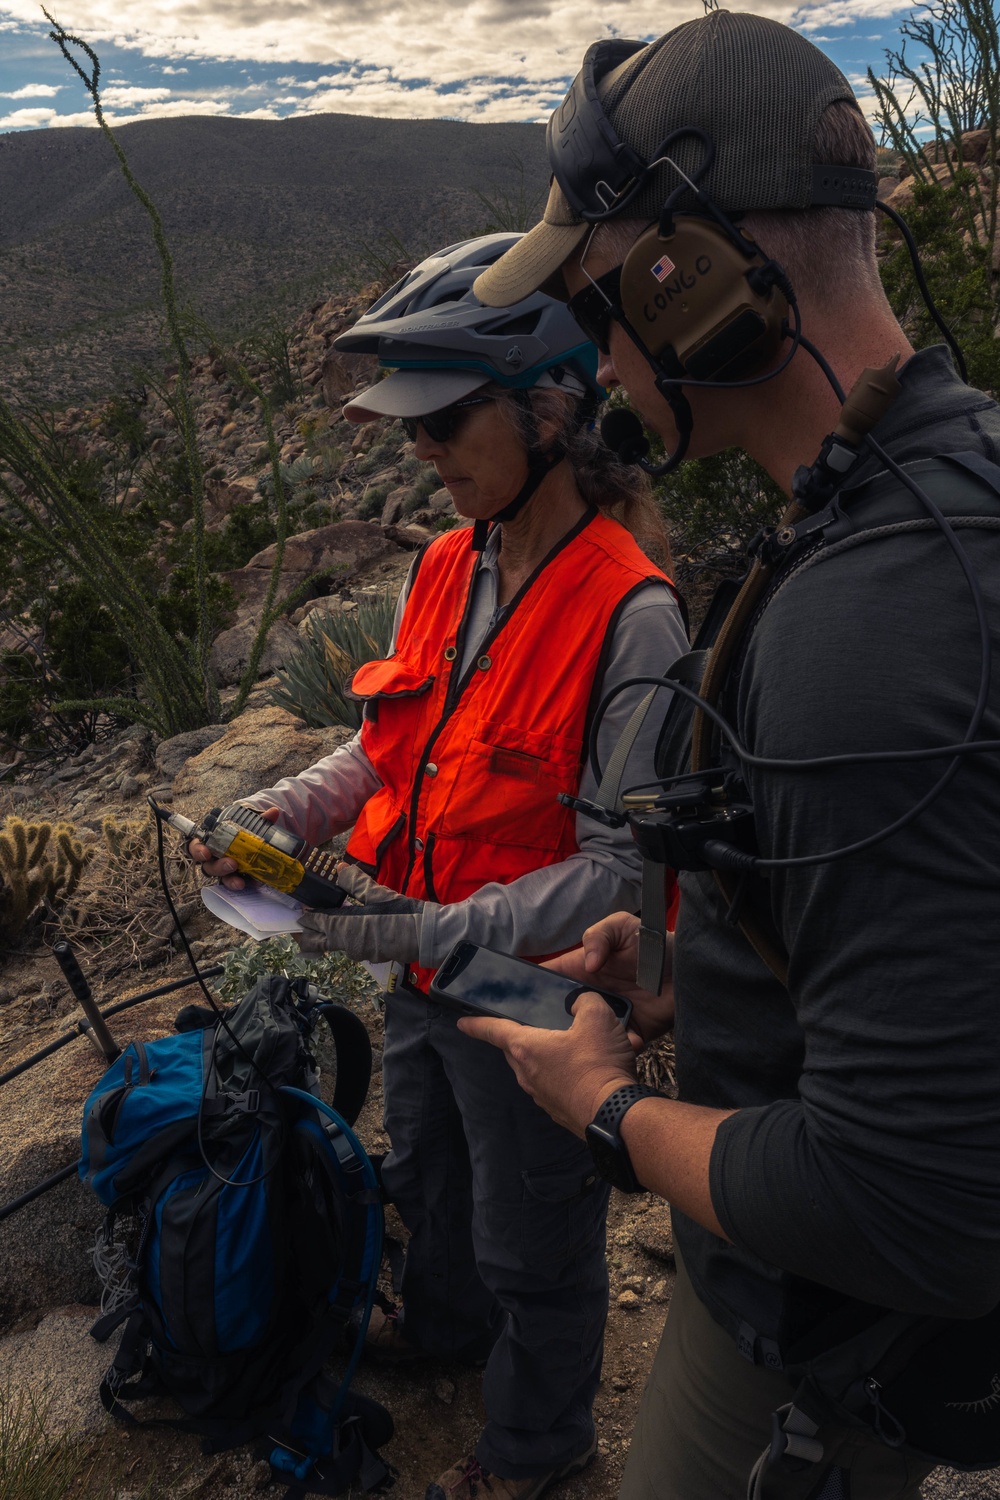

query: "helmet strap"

left=472, top=390, right=566, bottom=552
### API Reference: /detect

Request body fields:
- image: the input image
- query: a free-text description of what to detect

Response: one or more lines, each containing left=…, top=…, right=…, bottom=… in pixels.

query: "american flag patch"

left=651, top=255, right=676, bottom=282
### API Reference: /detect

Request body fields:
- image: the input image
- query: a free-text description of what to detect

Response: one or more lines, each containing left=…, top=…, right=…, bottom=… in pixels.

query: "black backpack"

left=79, top=975, right=392, bottom=1497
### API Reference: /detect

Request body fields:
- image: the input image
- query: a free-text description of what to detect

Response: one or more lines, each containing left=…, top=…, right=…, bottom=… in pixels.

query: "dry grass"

left=58, top=811, right=200, bottom=978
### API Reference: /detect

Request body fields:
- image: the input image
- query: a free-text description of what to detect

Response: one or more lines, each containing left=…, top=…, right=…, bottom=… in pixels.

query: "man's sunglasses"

left=566, top=267, right=623, bottom=356
left=400, top=395, right=494, bottom=443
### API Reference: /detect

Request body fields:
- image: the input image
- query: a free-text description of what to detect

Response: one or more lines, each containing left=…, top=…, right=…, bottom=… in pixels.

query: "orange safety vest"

left=345, top=507, right=672, bottom=991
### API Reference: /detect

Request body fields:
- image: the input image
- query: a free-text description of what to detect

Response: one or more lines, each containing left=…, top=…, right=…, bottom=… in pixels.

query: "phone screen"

left=431, top=943, right=631, bottom=1031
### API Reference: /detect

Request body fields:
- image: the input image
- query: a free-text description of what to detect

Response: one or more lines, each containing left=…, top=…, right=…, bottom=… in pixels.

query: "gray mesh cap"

left=474, top=11, right=865, bottom=307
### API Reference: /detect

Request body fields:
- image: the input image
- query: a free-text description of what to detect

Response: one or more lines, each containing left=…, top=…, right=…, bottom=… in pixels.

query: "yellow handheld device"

left=149, top=798, right=347, bottom=910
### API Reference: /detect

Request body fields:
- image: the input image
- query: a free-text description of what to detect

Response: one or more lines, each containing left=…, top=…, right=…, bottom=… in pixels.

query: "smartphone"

left=429, top=942, right=632, bottom=1032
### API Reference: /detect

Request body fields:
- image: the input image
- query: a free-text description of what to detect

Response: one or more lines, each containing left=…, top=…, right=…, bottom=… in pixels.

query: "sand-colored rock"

left=321, top=349, right=378, bottom=407
left=209, top=617, right=301, bottom=687
left=171, top=704, right=353, bottom=817
left=0, top=1304, right=111, bottom=1440
left=155, top=725, right=229, bottom=782
left=0, top=1036, right=106, bottom=1332
left=246, top=520, right=399, bottom=579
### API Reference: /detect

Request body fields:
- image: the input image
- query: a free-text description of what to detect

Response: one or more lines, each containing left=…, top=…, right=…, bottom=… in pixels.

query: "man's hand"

left=458, top=993, right=638, bottom=1137
left=296, top=863, right=432, bottom=964
left=187, top=805, right=281, bottom=889
left=544, top=912, right=676, bottom=1046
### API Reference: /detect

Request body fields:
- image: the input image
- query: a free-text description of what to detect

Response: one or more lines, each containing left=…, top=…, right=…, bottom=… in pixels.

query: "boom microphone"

left=600, top=408, right=650, bottom=464
left=600, top=406, right=688, bottom=476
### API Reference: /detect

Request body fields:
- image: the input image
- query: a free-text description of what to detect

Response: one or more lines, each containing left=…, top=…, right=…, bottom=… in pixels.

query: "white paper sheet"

left=201, top=883, right=304, bottom=940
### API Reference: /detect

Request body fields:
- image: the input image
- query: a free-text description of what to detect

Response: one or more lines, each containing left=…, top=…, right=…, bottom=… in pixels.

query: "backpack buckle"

left=228, top=1090, right=260, bottom=1113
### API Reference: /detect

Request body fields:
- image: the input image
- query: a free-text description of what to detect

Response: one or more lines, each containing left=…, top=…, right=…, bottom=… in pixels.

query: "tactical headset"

left=548, top=38, right=879, bottom=471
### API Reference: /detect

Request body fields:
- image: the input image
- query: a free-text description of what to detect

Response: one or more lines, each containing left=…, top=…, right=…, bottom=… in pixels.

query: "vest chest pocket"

left=438, top=718, right=580, bottom=851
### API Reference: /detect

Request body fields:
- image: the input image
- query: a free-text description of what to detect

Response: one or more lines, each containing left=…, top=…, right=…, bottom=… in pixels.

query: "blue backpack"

left=79, top=974, right=391, bottom=1497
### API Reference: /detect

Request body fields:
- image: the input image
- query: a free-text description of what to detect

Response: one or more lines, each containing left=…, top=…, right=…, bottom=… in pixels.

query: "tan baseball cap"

left=474, top=11, right=864, bottom=309
left=472, top=177, right=588, bottom=308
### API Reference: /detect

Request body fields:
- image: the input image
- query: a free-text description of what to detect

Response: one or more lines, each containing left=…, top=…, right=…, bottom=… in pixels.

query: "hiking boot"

left=424, top=1436, right=597, bottom=1500
left=363, top=1303, right=423, bottom=1361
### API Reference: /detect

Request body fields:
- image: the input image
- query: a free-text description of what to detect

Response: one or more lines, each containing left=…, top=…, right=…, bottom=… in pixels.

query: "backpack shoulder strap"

left=687, top=447, right=1000, bottom=988
left=313, top=1003, right=372, bottom=1128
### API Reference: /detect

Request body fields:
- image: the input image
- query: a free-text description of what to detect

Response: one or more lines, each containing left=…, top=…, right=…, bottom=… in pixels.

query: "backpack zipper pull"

left=864, top=1376, right=906, bottom=1448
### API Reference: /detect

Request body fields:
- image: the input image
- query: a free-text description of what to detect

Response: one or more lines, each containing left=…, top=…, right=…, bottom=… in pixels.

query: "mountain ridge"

left=0, top=112, right=548, bottom=404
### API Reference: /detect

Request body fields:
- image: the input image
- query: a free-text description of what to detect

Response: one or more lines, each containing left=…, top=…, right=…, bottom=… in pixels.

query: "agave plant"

left=268, top=589, right=397, bottom=729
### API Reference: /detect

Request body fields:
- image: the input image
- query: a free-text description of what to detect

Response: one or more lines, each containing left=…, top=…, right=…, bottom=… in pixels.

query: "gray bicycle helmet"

left=337, top=233, right=602, bottom=423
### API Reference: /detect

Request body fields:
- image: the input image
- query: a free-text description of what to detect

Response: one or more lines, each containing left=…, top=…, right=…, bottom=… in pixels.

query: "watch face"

left=586, top=1123, right=633, bottom=1191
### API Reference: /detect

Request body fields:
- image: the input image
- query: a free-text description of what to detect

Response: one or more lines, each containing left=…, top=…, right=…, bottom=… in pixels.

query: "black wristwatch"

left=585, top=1084, right=662, bottom=1193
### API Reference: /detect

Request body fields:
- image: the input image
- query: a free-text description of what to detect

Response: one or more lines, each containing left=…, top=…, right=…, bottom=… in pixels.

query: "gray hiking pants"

left=380, top=986, right=611, bottom=1479
left=620, top=1254, right=936, bottom=1500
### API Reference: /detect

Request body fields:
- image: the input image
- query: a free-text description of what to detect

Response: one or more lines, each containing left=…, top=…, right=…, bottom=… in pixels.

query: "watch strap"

left=593, top=1083, right=662, bottom=1134
left=588, top=1083, right=662, bottom=1193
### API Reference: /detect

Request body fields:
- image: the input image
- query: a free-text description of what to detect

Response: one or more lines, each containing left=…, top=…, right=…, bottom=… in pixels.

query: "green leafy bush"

left=269, top=590, right=396, bottom=729
left=214, top=934, right=377, bottom=1008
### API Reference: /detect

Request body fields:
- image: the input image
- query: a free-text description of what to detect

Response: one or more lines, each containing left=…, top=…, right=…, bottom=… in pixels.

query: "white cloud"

left=47, top=96, right=234, bottom=125
left=0, top=0, right=794, bottom=93
left=0, top=104, right=57, bottom=127
left=0, top=0, right=899, bottom=130
left=100, top=84, right=172, bottom=104
left=792, top=0, right=908, bottom=28
left=1, top=82, right=62, bottom=97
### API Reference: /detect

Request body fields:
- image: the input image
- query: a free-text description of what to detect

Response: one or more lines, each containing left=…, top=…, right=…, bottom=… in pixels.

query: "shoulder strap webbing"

left=688, top=499, right=808, bottom=987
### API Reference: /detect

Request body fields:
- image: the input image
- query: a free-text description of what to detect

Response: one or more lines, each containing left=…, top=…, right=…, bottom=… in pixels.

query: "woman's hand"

left=187, top=805, right=280, bottom=889
left=544, top=911, right=676, bottom=1047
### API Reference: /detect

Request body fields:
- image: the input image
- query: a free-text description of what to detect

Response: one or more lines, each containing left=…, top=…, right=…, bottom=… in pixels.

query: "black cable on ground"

left=0, top=1161, right=80, bottom=1225
left=0, top=965, right=224, bottom=1091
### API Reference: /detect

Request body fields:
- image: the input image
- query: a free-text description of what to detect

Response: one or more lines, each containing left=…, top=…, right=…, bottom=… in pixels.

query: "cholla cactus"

left=0, top=816, right=93, bottom=949
left=101, top=813, right=154, bottom=866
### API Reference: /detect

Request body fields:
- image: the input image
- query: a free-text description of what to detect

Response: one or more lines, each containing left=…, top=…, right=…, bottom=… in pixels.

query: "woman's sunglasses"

left=566, top=266, right=623, bottom=356
left=401, top=395, right=494, bottom=443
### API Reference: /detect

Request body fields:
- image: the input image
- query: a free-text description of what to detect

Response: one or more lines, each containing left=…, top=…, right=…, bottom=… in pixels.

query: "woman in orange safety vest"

left=194, top=234, right=687, bottom=1500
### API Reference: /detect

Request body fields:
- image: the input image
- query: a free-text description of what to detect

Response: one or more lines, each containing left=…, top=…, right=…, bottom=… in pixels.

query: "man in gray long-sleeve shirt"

left=463, top=13, right=1000, bottom=1499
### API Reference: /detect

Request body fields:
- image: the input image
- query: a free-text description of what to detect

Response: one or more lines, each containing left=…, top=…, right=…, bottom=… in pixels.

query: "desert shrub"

left=654, top=448, right=784, bottom=584
left=215, top=934, right=377, bottom=1009
left=356, top=483, right=391, bottom=521
left=269, top=590, right=396, bottom=730
left=0, top=815, right=93, bottom=951
left=242, top=317, right=304, bottom=408
left=869, top=0, right=1000, bottom=392
left=879, top=173, right=1000, bottom=393
left=202, top=501, right=277, bottom=571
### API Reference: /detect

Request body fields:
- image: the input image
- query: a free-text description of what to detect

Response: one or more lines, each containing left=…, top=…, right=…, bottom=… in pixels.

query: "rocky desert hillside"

left=0, top=112, right=546, bottom=405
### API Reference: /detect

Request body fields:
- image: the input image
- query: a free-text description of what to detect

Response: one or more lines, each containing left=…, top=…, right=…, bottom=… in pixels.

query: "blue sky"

left=0, top=2, right=910, bottom=134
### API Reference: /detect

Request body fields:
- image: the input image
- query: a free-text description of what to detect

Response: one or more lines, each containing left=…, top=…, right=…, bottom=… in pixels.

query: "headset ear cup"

left=618, top=218, right=789, bottom=383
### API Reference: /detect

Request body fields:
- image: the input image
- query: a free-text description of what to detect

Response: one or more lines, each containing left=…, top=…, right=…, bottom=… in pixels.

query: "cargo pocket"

left=441, top=718, right=579, bottom=850
left=520, top=1161, right=605, bottom=1269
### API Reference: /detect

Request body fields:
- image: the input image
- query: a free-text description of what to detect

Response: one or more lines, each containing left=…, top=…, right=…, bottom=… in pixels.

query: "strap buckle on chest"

left=749, top=503, right=838, bottom=568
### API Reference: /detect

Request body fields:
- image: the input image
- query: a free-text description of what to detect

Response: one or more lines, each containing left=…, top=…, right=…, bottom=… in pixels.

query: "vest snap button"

left=477, top=655, right=492, bottom=671
left=444, top=646, right=457, bottom=661
left=414, top=838, right=424, bottom=851
left=425, top=763, right=438, bottom=777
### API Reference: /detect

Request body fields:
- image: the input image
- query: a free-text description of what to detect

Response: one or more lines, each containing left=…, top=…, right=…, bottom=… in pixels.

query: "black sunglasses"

left=401, top=395, right=494, bottom=444
left=566, top=267, right=623, bottom=356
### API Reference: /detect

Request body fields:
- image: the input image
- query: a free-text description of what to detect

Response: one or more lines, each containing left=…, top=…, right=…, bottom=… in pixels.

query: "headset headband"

left=546, top=40, right=648, bottom=221
left=547, top=38, right=878, bottom=223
